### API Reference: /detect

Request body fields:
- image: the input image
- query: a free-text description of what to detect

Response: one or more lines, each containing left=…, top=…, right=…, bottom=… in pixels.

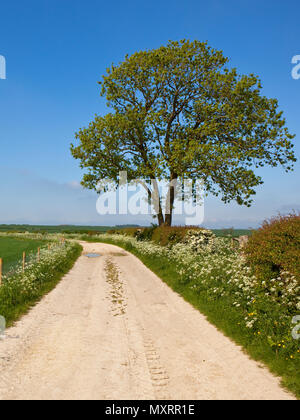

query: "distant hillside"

left=0, top=224, right=250, bottom=237
left=0, top=224, right=113, bottom=234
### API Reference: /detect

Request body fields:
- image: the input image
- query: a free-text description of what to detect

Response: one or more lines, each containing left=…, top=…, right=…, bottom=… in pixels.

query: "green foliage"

left=0, top=225, right=114, bottom=234
left=110, top=225, right=216, bottom=248
left=0, top=241, right=82, bottom=326
left=108, top=225, right=252, bottom=246
left=71, top=39, right=296, bottom=225
left=244, top=213, right=300, bottom=283
left=133, top=226, right=156, bottom=242
left=213, top=228, right=252, bottom=238
left=150, top=226, right=206, bottom=246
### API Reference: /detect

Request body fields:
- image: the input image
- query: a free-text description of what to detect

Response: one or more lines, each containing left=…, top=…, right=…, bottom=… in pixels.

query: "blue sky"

left=0, top=0, right=299, bottom=228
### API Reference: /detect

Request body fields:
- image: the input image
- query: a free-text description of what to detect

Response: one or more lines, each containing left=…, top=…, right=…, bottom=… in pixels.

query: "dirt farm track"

left=0, top=242, right=294, bottom=400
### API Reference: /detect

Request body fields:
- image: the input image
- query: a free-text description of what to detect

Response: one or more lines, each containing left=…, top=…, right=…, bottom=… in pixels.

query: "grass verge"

left=0, top=241, right=82, bottom=327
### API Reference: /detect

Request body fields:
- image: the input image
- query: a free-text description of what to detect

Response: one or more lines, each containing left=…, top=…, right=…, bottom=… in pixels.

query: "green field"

left=0, top=224, right=138, bottom=234
left=0, top=237, right=47, bottom=274
left=212, top=229, right=253, bottom=237
left=0, top=225, right=253, bottom=237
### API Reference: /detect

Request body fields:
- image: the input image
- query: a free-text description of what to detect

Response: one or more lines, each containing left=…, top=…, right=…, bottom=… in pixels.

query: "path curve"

left=0, top=242, right=295, bottom=400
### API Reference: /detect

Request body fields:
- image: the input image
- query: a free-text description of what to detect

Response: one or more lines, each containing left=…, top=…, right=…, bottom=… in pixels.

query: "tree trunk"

left=164, top=213, right=172, bottom=226
left=157, top=210, right=165, bottom=226
left=150, top=178, right=165, bottom=226
left=151, top=176, right=177, bottom=227
left=164, top=176, right=177, bottom=226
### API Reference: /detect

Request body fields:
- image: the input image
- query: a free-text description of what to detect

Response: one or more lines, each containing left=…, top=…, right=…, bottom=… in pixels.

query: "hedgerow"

left=244, top=213, right=300, bottom=284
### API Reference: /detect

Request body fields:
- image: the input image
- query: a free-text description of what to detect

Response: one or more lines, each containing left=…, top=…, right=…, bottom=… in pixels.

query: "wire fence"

left=0, top=237, right=66, bottom=285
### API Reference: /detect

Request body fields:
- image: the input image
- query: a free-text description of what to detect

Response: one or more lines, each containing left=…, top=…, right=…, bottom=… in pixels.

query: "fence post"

left=0, top=258, right=2, bottom=286
left=37, top=247, right=40, bottom=262
left=22, top=252, right=26, bottom=273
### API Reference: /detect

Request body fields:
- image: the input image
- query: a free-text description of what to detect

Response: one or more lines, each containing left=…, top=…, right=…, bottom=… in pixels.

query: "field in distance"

left=212, top=228, right=252, bottom=237
left=0, top=237, right=47, bottom=274
left=0, top=225, right=252, bottom=238
left=0, top=224, right=138, bottom=234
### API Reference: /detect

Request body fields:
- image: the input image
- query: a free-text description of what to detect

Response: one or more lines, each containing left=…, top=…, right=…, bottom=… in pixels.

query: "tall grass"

left=0, top=240, right=82, bottom=326
left=0, top=236, right=48, bottom=274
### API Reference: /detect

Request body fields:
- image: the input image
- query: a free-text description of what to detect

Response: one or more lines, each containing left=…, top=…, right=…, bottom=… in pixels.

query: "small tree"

left=71, top=40, right=296, bottom=226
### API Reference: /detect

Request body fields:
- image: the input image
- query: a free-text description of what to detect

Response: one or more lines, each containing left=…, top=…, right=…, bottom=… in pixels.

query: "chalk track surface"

left=0, top=242, right=295, bottom=400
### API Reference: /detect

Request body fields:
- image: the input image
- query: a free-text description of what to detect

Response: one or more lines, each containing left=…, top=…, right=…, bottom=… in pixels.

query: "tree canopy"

left=71, top=40, right=296, bottom=226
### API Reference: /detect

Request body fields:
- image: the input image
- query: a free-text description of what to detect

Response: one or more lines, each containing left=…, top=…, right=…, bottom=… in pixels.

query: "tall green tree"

left=71, top=40, right=296, bottom=226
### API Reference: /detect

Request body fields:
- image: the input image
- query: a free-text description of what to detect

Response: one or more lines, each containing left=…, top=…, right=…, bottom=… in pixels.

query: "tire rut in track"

left=104, top=257, right=169, bottom=399
left=104, top=257, right=127, bottom=317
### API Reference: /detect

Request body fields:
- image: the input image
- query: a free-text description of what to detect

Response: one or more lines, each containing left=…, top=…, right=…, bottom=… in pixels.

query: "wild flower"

left=0, top=238, right=80, bottom=323
left=98, top=231, right=300, bottom=360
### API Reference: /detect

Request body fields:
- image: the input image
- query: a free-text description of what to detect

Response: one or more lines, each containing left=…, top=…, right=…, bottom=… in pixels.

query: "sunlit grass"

left=0, top=240, right=82, bottom=326
left=0, top=237, right=47, bottom=274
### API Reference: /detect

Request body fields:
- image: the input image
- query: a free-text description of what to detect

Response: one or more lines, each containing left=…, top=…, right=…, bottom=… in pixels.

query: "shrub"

left=122, top=227, right=139, bottom=237
left=183, top=229, right=216, bottom=252
left=116, top=225, right=214, bottom=247
left=134, top=226, right=157, bottom=241
left=244, top=213, right=300, bottom=283
left=107, top=229, right=117, bottom=234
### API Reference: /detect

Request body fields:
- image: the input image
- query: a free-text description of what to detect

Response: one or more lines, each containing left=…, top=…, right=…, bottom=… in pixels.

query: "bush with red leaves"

left=244, top=213, right=300, bottom=283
